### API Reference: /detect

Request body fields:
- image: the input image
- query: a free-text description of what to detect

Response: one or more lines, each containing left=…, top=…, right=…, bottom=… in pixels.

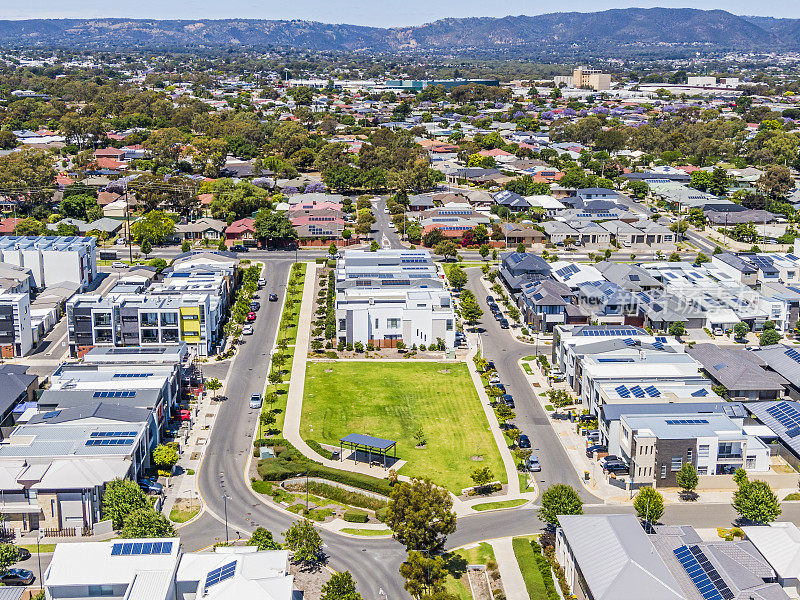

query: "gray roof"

left=594, top=261, right=663, bottom=292
left=747, top=400, right=800, bottom=457
left=0, top=587, right=25, bottom=600
left=38, top=388, right=162, bottom=412
left=686, top=344, right=788, bottom=392
left=0, top=367, right=36, bottom=418
left=27, top=402, right=151, bottom=425
left=557, top=514, right=684, bottom=600
left=621, top=412, right=742, bottom=440
left=751, top=344, right=800, bottom=389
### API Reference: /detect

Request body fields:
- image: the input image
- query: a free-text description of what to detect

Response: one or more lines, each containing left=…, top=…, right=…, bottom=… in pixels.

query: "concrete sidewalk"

left=489, top=537, right=528, bottom=600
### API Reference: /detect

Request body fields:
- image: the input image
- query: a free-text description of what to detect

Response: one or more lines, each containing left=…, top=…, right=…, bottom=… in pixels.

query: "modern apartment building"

left=0, top=236, right=97, bottom=291
left=66, top=293, right=214, bottom=357
left=0, top=291, right=33, bottom=357
left=335, top=249, right=455, bottom=348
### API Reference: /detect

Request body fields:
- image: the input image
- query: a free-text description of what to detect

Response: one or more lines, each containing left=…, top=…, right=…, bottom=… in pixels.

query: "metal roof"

left=339, top=433, right=396, bottom=450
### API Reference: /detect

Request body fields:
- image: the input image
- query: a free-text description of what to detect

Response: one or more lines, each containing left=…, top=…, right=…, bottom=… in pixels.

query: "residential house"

left=518, top=279, right=586, bottom=332
left=687, top=344, right=788, bottom=401
left=174, top=218, right=226, bottom=242
left=224, top=219, right=257, bottom=247
left=498, top=252, right=551, bottom=296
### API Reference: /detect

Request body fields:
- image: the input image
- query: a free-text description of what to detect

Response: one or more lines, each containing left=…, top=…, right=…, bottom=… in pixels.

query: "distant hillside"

left=0, top=8, right=797, bottom=53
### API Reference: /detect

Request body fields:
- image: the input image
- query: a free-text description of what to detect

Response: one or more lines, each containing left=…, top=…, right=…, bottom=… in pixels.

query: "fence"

left=41, top=527, right=76, bottom=538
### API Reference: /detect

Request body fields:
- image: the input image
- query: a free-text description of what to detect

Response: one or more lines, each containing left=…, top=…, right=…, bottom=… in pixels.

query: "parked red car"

left=246, top=312, right=257, bottom=322
left=177, top=409, right=191, bottom=421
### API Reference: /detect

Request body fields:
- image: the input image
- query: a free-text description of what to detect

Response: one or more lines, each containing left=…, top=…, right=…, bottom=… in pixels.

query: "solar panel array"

left=86, top=438, right=134, bottom=446
left=93, top=391, right=136, bottom=398
left=580, top=328, right=642, bottom=337
left=674, top=546, right=725, bottom=600
left=90, top=431, right=137, bottom=437
left=622, top=338, right=636, bottom=346
left=691, top=388, right=710, bottom=397
left=785, top=348, right=800, bottom=364
left=614, top=384, right=660, bottom=398
left=615, top=385, right=630, bottom=398
left=113, top=373, right=152, bottom=378
left=111, top=541, right=173, bottom=556
left=665, top=419, right=709, bottom=425
left=205, top=560, right=237, bottom=592
left=766, top=402, right=800, bottom=438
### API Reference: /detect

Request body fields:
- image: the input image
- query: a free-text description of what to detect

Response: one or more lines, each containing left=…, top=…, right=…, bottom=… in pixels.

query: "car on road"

left=499, top=319, right=509, bottom=329
left=250, top=301, right=260, bottom=311
left=231, top=245, right=248, bottom=252
left=502, top=394, right=515, bottom=408
left=257, top=277, right=266, bottom=287
left=526, top=455, right=541, bottom=472
left=112, top=262, right=126, bottom=268
left=242, top=324, right=254, bottom=335
left=486, top=295, right=495, bottom=303
left=249, top=393, right=263, bottom=409
left=0, top=568, right=34, bottom=586
left=600, top=455, right=621, bottom=467
left=268, top=293, right=279, bottom=302
left=177, top=409, right=191, bottom=421
left=246, top=312, right=257, bottom=322
left=604, top=461, right=629, bottom=475
left=585, top=444, right=607, bottom=457
left=384, top=207, right=389, bottom=213
left=137, top=478, right=164, bottom=495
left=491, top=383, right=505, bottom=393
left=486, top=361, right=496, bottom=371
left=518, top=434, right=531, bottom=449
left=489, top=374, right=501, bottom=385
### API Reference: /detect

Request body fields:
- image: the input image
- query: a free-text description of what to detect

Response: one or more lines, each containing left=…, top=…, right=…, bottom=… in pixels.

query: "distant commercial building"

left=554, top=67, right=612, bottom=91
left=384, top=79, right=499, bottom=91
left=0, top=236, right=97, bottom=291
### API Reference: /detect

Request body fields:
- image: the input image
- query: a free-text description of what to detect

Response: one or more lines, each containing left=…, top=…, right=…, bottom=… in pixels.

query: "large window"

left=141, top=329, right=159, bottom=343
left=88, top=585, right=113, bottom=597
left=161, top=312, right=178, bottom=326
left=141, top=312, right=159, bottom=327
left=161, top=329, right=179, bottom=342
left=93, top=312, right=112, bottom=327
left=670, top=456, right=682, bottom=472
left=94, top=329, right=113, bottom=343
left=387, top=318, right=400, bottom=329
left=339, top=319, right=347, bottom=332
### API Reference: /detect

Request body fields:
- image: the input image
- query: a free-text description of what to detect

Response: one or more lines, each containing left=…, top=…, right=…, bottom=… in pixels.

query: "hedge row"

left=307, top=439, right=334, bottom=460
left=530, top=540, right=560, bottom=600
left=302, top=481, right=387, bottom=511
left=343, top=510, right=369, bottom=523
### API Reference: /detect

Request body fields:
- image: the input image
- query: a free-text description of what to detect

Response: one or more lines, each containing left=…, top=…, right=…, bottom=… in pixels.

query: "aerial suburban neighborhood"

left=3, top=5, right=800, bottom=600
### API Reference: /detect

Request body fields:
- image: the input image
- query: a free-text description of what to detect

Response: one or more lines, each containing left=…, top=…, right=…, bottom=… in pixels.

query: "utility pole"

left=124, top=183, right=133, bottom=263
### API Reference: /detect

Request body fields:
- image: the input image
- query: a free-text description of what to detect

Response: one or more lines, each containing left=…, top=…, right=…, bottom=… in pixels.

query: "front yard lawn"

left=300, top=361, right=505, bottom=493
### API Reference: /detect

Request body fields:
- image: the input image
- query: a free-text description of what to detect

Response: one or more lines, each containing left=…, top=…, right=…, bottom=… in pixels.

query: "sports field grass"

left=301, top=361, right=505, bottom=492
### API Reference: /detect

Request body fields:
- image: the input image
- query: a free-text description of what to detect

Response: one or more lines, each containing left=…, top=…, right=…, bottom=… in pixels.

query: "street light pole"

left=222, top=494, right=229, bottom=543
left=37, top=532, right=43, bottom=590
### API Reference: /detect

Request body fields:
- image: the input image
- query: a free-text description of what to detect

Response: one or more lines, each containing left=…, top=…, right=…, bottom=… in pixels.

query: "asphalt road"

left=371, top=197, right=405, bottom=250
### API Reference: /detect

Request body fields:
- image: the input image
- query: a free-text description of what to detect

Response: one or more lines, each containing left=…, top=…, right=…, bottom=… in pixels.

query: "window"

left=446, top=319, right=453, bottom=331
left=375, top=318, right=379, bottom=328
left=94, top=329, right=113, bottom=343
left=141, top=312, right=158, bottom=327
left=698, top=444, right=709, bottom=459
left=161, top=312, right=178, bottom=326
left=686, top=449, right=692, bottom=463
left=339, top=319, right=347, bottom=332
left=93, top=312, right=112, bottom=327
left=141, top=329, right=159, bottom=343
left=88, top=585, right=113, bottom=597
left=661, top=464, right=667, bottom=479
left=746, top=458, right=756, bottom=469
left=697, top=467, right=708, bottom=475
left=387, top=318, right=400, bottom=328
left=161, top=329, right=179, bottom=343
left=50, top=499, right=55, bottom=517
left=671, top=456, right=682, bottom=472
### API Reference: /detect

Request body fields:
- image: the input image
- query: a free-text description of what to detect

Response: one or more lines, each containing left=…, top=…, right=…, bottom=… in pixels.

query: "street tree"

left=400, top=551, right=447, bottom=599
left=254, top=209, right=298, bottom=247
left=460, top=295, right=483, bottom=326
left=181, top=240, right=191, bottom=253
left=205, top=377, right=222, bottom=397
left=676, top=463, right=699, bottom=498
left=479, top=244, right=491, bottom=260
left=733, top=479, right=781, bottom=524
left=434, top=241, right=458, bottom=261
left=470, top=467, right=494, bottom=492
left=633, top=487, right=664, bottom=523
left=695, top=252, right=710, bottom=265
left=734, top=322, right=749, bottom=340
left=538, top=484, right=583, bottom=526
left=152, top=444, right=179, bottom=472
left=284, top=519, right=322, bottom=563
left=387, top=478, right=456, bottom=552
left=321, top=571, right=363, bottom=600
left=102, top=478, right=149, bottom=529
left=760, top=328, right=782, bottom=346
left=447, top=265, right=467, bottom=290
left=121, top=508, right=175, bottom=538
left=131, top=210, right=175, bottom=245
left=0, top=544, right=19, bottom=573
left=328, top=243, right=338, bottom=257
left=247, top=527, right=281, bottom=550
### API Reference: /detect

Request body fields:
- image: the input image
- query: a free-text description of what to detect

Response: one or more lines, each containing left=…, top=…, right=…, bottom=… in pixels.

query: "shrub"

left=375, top=507, right=389, bottom=522
left=343, top=510, right=369, bottom=523
left=257, top=460, right=296, bottom=481
left=307, top=439, right=334, bottom=460
left=251, top=480, right=273, bottom=494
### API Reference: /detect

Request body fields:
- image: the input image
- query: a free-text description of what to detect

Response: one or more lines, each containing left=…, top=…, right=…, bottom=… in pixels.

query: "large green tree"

left=633, top=487, right=664, bottom=523
left=538, top=484, right=583, bottom=526
left=120, top=508, right=175, bottom=538
left=321, top=571, right=363, bottom=600
left=284, top=519, right=322, bottom=563
left=102, top=478, right=149, bottom=529
left=254, top=209, right=298, bottom=246
left=400, top=551, right=447, bottom=599
left=247, top=527, right=281, bottom=550
left=131, top=210, right=175, bottom=245
left=387, top=478, right=456, bottom=552
left=733, top=478, right=781, bottom=524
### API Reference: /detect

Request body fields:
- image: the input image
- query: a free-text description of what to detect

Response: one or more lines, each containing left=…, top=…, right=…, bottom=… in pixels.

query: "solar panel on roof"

left=644, top=385, right=660, bottom=397
left=691, top=388, right=709, bottom=397
left=615, top=385, right=631, bottom=398
left=785, top=348, right=800, bottom=363
left=121, top=543, right=133, bottom=556
left=630, top=385, right=645, bottom=398
left=205, top=560, right=237, bottom=592
left=674, top=546, right=724, bottom=600
left=622, top=338, right=635, bottom=346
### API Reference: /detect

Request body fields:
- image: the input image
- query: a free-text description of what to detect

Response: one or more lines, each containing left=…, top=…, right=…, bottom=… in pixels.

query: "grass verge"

left=472, top=498, right=528, bottom=511
left=169, top=506, right=200, bottom=523
left=18, top=543, right=57, bottom=553
left=301, top=361, right=505, bottom=493
left=512, top=537, right=551, bottom=600
left=340, top=528, right=392, bottom=536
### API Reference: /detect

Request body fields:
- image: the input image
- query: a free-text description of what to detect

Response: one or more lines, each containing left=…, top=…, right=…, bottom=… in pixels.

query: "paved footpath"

left=489, top=537, right=528, bottom=600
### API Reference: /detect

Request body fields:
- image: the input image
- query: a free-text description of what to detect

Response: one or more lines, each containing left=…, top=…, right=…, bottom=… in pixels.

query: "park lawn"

left=300, top=361, right=505, bottom=493
left=340, top=528, right=392, bottom=536
left=512, top=537, right=549, bottom=600
left=472, top=498, right=528, bottom=511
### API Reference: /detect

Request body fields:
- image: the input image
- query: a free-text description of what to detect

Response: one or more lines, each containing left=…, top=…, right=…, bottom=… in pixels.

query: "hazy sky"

left=3, top=1, right=800, bottom=26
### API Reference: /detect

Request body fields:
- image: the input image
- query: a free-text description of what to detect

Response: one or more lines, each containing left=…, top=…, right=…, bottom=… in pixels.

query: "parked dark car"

left=605, top=462, right=629, bottom=474
left=502, top=394, right=515, bottom=408
left=585, top=444, right=607, bottom=458
left=268, top=293, right=279, bottom=302
left=0, top=568, right=34, bottom=586
left=249, top=301, right=260, bottom=311
left=518, top=434, right=531, bottom=449
left=491, top=383, right=505, bottom=393
left=138, top=478, right=163, bottom=494
left=486, top=295, right=495, bottom=303
left=499, top=319, right=509, bottom=329
left=600, top=455, right=620, bottom=466
left=486, top=361, right=496, bottom=371
left=578, top=414, right=597, bottom=424
left=230, top=245, right=248, bottom=252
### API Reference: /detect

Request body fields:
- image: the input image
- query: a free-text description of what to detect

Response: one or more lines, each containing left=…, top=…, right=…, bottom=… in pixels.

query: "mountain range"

left=0, top=8, right=798, bottom=53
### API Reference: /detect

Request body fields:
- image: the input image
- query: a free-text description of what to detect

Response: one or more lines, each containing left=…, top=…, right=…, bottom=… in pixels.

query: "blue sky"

left=3, top=1, right=800, bottom=26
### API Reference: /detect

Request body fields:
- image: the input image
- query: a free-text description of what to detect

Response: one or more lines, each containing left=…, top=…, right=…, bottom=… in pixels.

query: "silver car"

left=526, top=456, right=541, bottom=472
